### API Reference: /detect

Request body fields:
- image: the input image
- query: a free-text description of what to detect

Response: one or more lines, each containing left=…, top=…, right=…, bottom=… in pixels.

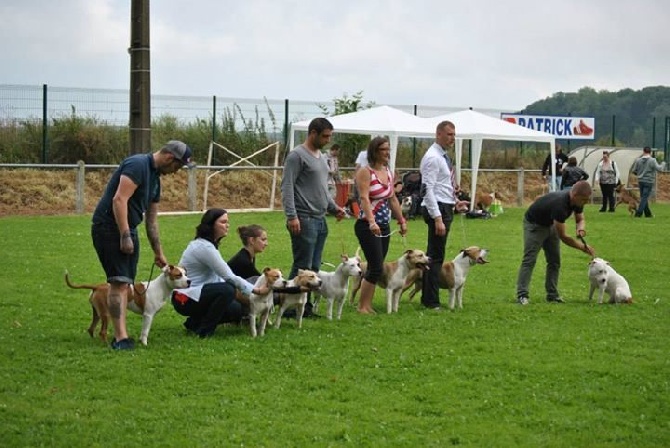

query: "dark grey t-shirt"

left=92, top=153, right=160, bottom=229
left=525, top=190, right=583, bottom=227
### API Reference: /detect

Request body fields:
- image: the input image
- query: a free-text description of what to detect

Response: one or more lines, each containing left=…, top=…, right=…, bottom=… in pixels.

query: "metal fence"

left=1, top=84, right=667, bottom=163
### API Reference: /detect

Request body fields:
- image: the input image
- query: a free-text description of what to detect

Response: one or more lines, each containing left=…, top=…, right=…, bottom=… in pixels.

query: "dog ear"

left=262, top=267, right=271, bottom=274
left=341, top=254, right=348, bottom=261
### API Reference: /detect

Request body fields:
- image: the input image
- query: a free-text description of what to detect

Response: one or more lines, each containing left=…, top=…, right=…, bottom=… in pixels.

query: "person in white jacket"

left=594, top=150, right=619, bottom=212
left=171, top=208, right=270, bottom=338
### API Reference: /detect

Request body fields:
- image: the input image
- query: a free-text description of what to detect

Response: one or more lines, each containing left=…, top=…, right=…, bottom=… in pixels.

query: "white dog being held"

left=588, top=257, right=633, bottom=304
left=313, top=254, right=362, bottom=320
left=274, top=269, right=322, bottom=330
left=248, top=268, right=287, bottom=337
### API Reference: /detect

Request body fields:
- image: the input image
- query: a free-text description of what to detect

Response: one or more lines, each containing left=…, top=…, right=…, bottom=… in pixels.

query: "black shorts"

left=91, top=224, right=139, bottom=284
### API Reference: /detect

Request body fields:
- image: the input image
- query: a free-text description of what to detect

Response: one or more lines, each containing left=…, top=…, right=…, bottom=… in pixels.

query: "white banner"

left=501, top=114, right=595, bottom=140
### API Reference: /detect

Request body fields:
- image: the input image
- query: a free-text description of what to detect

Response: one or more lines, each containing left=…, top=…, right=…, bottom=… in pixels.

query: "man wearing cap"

left=92, top=140, right=193, bottom=350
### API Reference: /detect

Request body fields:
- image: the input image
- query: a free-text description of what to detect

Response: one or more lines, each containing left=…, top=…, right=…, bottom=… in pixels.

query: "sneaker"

left=517, top=296, right=529, bottom=305
left=111, top=338, right=135, bottom=350
left=546, top=296, right=565, bottom=303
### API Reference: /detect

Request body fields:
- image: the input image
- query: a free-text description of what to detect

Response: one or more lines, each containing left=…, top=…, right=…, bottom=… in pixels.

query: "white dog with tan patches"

left=313, top=254, right=363, bottom=320
left=350, top=249, right=431, bottom=314
left=274, top=269, right=322, bottom=330
left=65, top=265, right=191, bottom=346
left=248, top=268, right=287, bottom=337
left=401, top=246, right=489, bottom=310
left=588, top=257, right=633, bottom=304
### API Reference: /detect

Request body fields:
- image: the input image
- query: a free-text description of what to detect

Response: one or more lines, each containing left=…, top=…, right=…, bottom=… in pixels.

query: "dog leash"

left=457, top=212, right=469, bottom=248
left=138, top=263, right=156, bottom=296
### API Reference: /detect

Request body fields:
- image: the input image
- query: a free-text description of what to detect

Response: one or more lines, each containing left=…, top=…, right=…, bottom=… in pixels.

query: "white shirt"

left=420, top=142, right=456, bottom=219
left=355, top=150, right=368, bottom=168
left=178, top=238, right=254, bottom=301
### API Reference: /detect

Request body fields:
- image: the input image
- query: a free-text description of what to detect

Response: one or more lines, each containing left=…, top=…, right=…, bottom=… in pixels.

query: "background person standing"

left=324, top=144, right=342, bottom=200
left=542, top=144, right=569, bottom=191
left=631, top=146, right=666, bottom=218
left=594, top=150, right=619, bottom=212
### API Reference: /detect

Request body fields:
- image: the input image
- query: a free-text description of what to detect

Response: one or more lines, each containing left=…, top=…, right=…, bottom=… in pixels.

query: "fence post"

left=76, top=160, right=85, bottom=214
left=42, top=84, right=48, bottom=163
left=517, top=168, right=524, bottom=207
left=188, top=167, right=197, bottom=211
left=212, top=95, right=217, bottom=142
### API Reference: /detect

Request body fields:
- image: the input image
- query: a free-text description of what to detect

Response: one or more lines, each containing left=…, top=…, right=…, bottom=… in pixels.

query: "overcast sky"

left=2, top=0, right=668, bottom=111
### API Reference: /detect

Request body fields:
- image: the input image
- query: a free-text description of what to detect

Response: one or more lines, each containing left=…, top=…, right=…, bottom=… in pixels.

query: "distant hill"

left=520, top=86, right=670, bottom=148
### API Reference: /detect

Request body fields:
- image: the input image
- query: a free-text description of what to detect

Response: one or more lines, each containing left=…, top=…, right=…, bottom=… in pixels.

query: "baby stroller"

left=398, top=171, right=423, bottom=219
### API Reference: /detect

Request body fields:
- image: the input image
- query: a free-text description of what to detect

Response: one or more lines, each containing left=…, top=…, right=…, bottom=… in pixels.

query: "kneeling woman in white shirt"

left=171, top=208, right=269, bottom=338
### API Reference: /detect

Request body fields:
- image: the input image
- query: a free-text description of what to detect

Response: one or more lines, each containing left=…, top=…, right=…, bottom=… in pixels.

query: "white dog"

left=400, top=196, right=413, bottom=219
left=588, top=258, right=633, bottom=304
left=313, top=254, right=363, bottom=320
left=65, top=265, right=191, bottom=346
left=401, top=246, right=489, bottom=310
left=274, top=269, right=322, bottom=330
left=248, top=268, right=287, bottom=337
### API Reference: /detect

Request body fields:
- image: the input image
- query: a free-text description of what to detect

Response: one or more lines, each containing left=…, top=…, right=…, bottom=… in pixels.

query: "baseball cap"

left=164, top=140, right=194, bottom=166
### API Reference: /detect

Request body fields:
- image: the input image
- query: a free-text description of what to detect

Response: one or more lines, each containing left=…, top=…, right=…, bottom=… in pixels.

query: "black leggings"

left=172, top=282, right=242, bottom=337
left=354, top=219, right=390, bottom=284
left=600, top=183, right=616, bottom=211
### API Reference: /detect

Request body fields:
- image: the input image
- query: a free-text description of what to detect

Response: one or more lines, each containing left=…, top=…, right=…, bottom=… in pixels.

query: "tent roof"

left=290, top=105, right=431, bottom=138
left=428, top=109, right=555, bottom=143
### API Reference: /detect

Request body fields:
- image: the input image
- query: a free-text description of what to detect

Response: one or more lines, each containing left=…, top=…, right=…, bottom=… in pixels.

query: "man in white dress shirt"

left=419, top=120, right=469, bottom=310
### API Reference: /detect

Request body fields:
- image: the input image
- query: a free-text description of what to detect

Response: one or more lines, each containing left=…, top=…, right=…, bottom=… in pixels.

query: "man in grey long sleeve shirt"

left=281, top=118, right=345, bottom=315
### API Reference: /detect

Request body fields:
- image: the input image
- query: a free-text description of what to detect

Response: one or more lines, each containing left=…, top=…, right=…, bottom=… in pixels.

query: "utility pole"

left=129, top=0, right=151, bottom=154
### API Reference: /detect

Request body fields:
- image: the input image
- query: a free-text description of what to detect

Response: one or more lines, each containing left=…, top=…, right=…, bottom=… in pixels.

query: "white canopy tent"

left=425, top=109, right=556, bottom=209
left=289, top=105, right=432, bottom=167
left=289, top=106, right=556, bottom=211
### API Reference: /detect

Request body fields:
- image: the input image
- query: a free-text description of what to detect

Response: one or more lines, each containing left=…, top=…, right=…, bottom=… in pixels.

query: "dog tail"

left=64, top=270, right=99, bottom=291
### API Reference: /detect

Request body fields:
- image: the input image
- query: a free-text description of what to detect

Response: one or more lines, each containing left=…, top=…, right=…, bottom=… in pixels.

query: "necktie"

left=444, top=153, right=456, bottom=189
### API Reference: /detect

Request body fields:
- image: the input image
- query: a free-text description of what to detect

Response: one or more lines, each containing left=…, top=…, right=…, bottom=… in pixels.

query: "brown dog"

left=65, top=265, right=190, bottom=345
left=615, top=184, right=639, bottom=217
left=401, top=246, right=489, bottom=310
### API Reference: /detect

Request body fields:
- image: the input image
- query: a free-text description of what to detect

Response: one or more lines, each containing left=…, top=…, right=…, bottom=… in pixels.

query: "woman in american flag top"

left=354, top=136, right=408, bottom=314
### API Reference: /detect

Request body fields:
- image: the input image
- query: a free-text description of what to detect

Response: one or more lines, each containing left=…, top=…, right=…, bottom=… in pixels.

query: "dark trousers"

left=421, top=203, right=454, bottom=307
left=172, top=282, right=242, bottom=337
left=600, top=183, right=616, bottom=211
left=354, top=219, right=390, bottom=284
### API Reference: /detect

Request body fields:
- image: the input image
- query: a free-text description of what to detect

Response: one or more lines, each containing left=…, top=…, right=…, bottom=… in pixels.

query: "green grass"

left=0, top=205, right=669, bottom=447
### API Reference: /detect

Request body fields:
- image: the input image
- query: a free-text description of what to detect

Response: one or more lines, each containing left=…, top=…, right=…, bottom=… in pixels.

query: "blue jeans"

left=636, top=182, right=653, bottom=217
left=287, top=216, right=328, bottom=279
left=547, top=175, right=562, bottom=192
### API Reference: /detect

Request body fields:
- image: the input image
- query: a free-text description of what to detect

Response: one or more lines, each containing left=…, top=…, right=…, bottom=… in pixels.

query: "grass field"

left=1, top=205, right=668, bottom=447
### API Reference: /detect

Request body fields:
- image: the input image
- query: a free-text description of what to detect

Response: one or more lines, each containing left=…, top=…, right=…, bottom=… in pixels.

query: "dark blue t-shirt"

left=524, top=190, right=583, bottom=227
left=92, top=154, right=160, bottom=229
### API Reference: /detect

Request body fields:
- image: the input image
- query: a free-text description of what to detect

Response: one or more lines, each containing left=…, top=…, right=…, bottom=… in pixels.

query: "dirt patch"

left=0, top=168, right=667, bottom=217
